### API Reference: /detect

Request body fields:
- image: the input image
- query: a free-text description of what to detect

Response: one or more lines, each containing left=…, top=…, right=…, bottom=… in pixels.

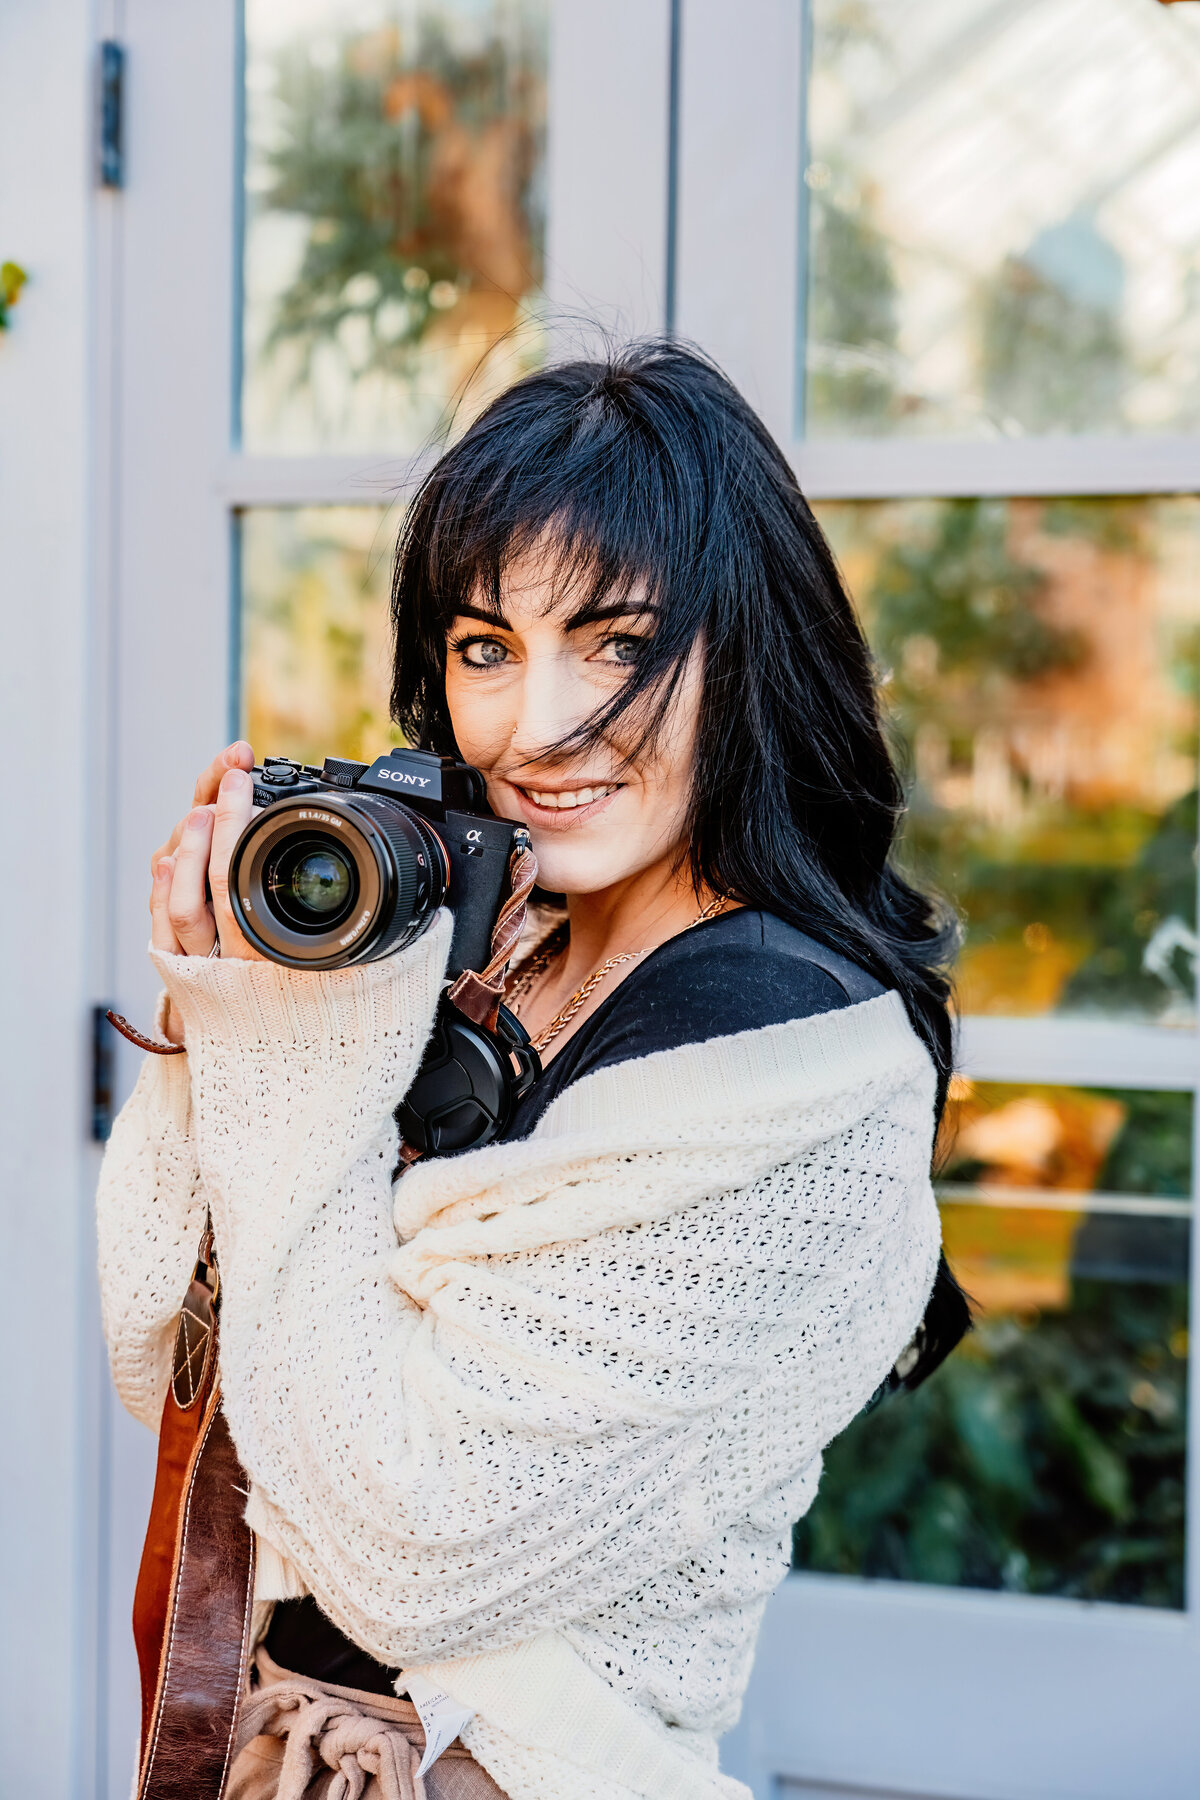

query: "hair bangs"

left=394, top=360, right=719, bottom=763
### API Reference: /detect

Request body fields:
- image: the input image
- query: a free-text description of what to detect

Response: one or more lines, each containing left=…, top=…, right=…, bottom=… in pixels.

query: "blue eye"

left=461, top=638, right=508, bottom=666
left=605, top=636, right=643, bottom=665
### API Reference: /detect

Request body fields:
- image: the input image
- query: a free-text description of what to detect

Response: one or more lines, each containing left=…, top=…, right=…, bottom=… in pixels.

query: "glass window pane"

left=803, top=0, right=1200, bottom=439
left=242, top=0, right=549, bottom=454
left=815, top=494, right=1200, bottom=1022
left=240, top=506, right=400, bottom=764
left=794, top=1082, right=1191, bottom=1609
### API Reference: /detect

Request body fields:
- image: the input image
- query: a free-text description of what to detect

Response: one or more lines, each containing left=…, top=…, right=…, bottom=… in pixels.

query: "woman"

left=98, top=342, right=967, bottom=1800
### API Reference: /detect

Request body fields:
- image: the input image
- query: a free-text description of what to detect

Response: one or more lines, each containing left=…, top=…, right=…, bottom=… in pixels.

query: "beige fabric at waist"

left=227, top=1648, right=508, bottom=1800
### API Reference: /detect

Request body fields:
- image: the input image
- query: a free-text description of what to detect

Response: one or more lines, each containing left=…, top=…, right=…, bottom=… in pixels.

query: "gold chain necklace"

left=506, top=896, right=732, bottom=1056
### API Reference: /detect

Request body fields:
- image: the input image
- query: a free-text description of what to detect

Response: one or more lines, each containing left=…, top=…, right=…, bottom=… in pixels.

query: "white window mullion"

left=673, top=0, right=803, bottom=447
left=796, top=435, right=1200, bottom=503
left=959, top=1016, right=1198, bottom=1092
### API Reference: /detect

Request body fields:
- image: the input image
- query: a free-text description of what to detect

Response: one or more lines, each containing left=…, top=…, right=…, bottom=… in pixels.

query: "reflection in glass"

left=794, top=1083, right=1191, bottom=1609
left=242, top=0, right=548, bottom=453
left=240, top=506, right=401, bottom=765
left=803, top=0, right=1200, bottom=438
left=816, top=495, right=1200, bottom=1020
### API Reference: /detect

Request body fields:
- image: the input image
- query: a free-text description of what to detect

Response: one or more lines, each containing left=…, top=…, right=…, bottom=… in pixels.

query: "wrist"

left=149, top=909, right=452, bottom=1067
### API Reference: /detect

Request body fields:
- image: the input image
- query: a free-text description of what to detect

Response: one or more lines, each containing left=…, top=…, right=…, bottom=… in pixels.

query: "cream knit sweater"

left=97, top=911, right=942, bottom=1800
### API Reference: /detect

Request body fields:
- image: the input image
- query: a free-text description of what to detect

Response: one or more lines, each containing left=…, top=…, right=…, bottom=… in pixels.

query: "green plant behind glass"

left=256, top=13, right=545, bottom=388
left=842, top=497, right=1199, bottom=1019
left=0, top=261, right=28, bottom=330
left=795, top=1276, right=1187, bottom=1608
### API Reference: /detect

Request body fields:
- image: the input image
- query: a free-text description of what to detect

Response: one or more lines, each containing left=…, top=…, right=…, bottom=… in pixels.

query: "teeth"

left=528, top=784, right=617, bottom=810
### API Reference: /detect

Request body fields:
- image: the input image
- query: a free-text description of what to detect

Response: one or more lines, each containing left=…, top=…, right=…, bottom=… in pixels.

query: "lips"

left=525, top=783, right=619, bottom=810
left=504, top=779, right=624, bottom=829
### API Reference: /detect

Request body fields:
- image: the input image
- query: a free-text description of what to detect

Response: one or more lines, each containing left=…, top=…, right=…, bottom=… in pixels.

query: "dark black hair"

left=391, top=338, right=970, bottom=1384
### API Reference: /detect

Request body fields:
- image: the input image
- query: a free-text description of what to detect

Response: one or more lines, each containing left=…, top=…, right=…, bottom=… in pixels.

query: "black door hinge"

left=98, top=41, right=125, bottom=189
left=92, top=1004, right=116, bottom=1142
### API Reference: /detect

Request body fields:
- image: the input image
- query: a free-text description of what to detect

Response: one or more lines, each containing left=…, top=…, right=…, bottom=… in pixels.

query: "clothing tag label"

left=401, top=1669, right=476, bottom=1777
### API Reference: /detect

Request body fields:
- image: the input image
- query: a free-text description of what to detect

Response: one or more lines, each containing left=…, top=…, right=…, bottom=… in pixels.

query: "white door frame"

left=99, top=4, right=674, bottom=1791
left=675, top=5, right=1200, bottom=1797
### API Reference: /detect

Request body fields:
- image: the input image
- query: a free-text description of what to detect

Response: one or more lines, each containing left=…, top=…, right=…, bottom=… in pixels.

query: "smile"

left=508, top=781, right=624, bottom=827
left=526, top=784, right=619, bottom=810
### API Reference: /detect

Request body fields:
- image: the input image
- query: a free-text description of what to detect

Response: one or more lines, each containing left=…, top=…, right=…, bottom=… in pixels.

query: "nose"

left=507, top=646, right=592, bottom=764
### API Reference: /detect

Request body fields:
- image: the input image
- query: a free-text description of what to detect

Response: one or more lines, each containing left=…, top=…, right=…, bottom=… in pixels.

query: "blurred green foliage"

left=1099, top=1090, right=1193, bottom=1200
left=797, top=1090, right=1191, bottom=1607
left=256, top=14, right=543, bottom=384
left=807, top=196, right=898, bottom=429
left=837, top=495, right=1199, bottom=1021
left=980, top=240, right=1126, bottom=434
left=1059, top=792, right=1199, bottom=1015
left=0, top=261, right=28, bottom=330
left=870, top=498, right=1083, bottom=686
left=795, top=1277, right=1188, bottom=1607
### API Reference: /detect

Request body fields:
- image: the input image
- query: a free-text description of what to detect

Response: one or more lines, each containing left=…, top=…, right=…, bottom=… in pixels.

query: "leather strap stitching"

left=138, top=1392, right=223, bottom=1798
left=107, top=1010, right=185, bottom=1057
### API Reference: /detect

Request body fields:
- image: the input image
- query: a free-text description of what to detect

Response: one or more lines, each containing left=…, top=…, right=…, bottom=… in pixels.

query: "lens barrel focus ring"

left=228, top=789, right=447, bottom=969
left=355, top=798, right=446, bottom=962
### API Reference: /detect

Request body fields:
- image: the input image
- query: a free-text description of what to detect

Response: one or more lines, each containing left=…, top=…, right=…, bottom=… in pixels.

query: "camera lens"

left=270, top=842, right=356, bottom=926
left=229, top=789, right=448, bottom=969
left=291, top=848, right=351, bottom=914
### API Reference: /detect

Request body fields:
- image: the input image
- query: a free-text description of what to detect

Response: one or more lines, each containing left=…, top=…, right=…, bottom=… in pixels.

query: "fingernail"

left=186, top=808, right=210, bottom=831
left=223, top=767, right=248, bottom=791
left=153, top=858, right=173, bottom=882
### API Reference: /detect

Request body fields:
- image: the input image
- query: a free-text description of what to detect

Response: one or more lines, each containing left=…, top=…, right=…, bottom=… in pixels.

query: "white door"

left=101, top=3, right=1200, bottom=1797
left=679, top=4, right=1200, bottom=1796
left=100, top=2, right=674, bottom=1791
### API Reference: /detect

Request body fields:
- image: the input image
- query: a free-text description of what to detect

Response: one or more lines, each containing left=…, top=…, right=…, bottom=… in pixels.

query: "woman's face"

left=443, top=546, right=701, bottom=896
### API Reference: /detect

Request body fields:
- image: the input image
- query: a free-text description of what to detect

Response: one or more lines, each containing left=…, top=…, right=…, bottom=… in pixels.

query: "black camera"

left=228, top=747, right=540, bottom=1154
left=229, top=747, right=522, bottom=978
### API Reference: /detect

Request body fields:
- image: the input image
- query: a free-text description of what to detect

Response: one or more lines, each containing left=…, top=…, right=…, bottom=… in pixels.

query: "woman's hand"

left=149, top=743, right=265, bottom=1040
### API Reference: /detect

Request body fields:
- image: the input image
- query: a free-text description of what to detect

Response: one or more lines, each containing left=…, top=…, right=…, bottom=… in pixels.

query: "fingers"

left=149, top=856, right=184, bottom=955
left=144, top=743, right=259, bottom=966
left=209, top=766, right=261, bottom=959
left=192, top=740, right=254, bottom=809
left=150, top=743, right=254, bottom=879
left=167, top=807, right=218, bottom=955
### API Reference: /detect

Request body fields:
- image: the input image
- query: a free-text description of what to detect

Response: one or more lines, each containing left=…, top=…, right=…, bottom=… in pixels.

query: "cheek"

left=445, top=674, right=510, bottom=770
left=625, top=759, right=692, bottom=861
left=622, top=667, right=700, bottom=843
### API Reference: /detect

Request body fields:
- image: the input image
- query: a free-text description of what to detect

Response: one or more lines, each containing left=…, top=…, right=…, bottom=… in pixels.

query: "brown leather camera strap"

left=133, top=1218, right=257, bottom=1800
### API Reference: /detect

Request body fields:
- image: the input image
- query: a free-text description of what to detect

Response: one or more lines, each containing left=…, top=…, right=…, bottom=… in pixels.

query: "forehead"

left=462, top=537, right=652, bottom=631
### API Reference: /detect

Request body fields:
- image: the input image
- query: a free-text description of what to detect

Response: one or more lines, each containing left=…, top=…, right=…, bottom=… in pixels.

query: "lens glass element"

left=289, top=848, right=352, bottom=916
left=265, top=836, right=359, bottom=931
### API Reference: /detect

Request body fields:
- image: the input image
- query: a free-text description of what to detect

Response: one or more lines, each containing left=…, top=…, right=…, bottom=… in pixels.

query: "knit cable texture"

left=97, top=910, right=941, bottom=1800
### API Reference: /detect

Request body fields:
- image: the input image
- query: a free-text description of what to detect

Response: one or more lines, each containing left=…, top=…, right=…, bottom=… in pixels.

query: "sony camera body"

left=228, top=747, right=540, bottom=1154
left=230, top=746, right=524, bottom=978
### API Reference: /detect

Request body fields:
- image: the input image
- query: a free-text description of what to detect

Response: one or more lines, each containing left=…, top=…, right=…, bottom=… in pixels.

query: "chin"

left=525, top=836, right=629, bottom=897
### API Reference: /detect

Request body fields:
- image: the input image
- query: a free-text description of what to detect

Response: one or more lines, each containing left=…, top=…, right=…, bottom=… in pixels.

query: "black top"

left=505, top=906, right=882, bottom=1138
left=265, top=908, right=883, bottom=1691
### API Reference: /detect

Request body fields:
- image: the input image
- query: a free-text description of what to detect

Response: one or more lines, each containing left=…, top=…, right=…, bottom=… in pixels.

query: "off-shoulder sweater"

left=96, top=909, right=941, bottom=1800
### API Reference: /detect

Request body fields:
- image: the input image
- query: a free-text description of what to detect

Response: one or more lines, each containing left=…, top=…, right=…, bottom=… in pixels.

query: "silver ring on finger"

left=207, top=936, right=222, bottom=958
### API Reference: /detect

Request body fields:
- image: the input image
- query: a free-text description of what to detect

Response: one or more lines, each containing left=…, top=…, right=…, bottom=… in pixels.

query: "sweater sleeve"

left=96, top=1031, right=206, bottom=1432
left=148, top=926, right=939, bottom=1668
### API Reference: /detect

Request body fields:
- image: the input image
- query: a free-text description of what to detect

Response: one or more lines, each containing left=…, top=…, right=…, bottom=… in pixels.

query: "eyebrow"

left=451, top=602, right=513, bottom=630
left=449, top=599, right=658, bottom=631
left=565, top=599, right=660, bottom=629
